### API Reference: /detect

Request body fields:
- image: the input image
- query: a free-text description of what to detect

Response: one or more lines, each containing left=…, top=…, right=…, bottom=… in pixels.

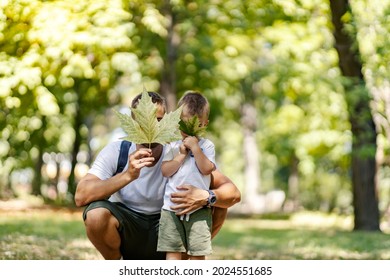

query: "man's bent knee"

left=85, top=207, right=119, bottom=230
left=83, top=207, right=121, bottom=259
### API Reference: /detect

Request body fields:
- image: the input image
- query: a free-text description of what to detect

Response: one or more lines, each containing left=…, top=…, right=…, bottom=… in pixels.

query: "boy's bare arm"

left=190, top=145, right=215, bottom=175
left=161, top=154, right=186, bottom=177
left=161, top=143, right=188, bottom=177
left=183, top=136, right=215, bottom=175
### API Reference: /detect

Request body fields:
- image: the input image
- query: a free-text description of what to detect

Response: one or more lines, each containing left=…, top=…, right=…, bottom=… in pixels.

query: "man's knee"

left=85, top=207, right=118, bottom=230
left=83, top=207, right=121, bottom=258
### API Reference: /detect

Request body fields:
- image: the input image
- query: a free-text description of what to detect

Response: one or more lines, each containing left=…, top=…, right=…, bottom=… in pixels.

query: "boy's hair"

left=178, top=91, right=210, bottom=118
left=131, top=91, right=167, bottom=111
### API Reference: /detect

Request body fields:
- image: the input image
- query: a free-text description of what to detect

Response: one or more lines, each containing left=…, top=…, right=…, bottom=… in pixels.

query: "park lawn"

left=212, top=212, right=390, bottom=260
left=1, top=208, right=390, bottom=260
left=0, top=207, right=102, bottom=260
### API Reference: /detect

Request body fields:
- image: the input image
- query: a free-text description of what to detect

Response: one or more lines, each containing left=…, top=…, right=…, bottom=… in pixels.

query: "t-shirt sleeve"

left=88, top=141, right=121, bottom=180
left=162, top=143, right=176, bottom=162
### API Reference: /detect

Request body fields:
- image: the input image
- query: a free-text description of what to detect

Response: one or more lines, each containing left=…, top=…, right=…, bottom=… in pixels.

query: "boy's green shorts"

left=157, top=208, right=212, bottom=256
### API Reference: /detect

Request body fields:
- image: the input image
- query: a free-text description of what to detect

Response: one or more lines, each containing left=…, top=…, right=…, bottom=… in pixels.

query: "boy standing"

left=157, top=91, right=216, bottom=260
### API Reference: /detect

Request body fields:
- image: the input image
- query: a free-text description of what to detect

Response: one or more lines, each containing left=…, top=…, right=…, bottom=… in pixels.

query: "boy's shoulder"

left=166, top=140, right=182, bottom=146
left=199, top=138, right=214, bottom=146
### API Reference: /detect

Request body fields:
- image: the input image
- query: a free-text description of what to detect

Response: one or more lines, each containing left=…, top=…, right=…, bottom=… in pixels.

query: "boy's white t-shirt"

left=162, top=138, right=216, bottom=212
left=87, top=141, right=167, bottom=214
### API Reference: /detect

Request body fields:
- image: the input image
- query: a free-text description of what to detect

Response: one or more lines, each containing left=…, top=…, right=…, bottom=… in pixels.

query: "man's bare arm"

left=75, top=172, right=132, bottom=207
left=170, top=169, right=241, bottom=214
left=74, top=148, right=155, bottom=207
left=210, top=169, right=241, bottom=208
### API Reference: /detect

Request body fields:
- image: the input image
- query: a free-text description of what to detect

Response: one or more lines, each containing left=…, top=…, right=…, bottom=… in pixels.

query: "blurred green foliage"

left=1, top=0, right=390, bottom=216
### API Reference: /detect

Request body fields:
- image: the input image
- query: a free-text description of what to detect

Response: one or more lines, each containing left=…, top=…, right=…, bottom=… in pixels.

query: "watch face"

left=209, top=190, right=216, bottom=205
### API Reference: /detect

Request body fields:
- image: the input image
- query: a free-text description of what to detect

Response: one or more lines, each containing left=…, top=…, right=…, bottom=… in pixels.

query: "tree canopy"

left=2, top=0, right=390, bottom=230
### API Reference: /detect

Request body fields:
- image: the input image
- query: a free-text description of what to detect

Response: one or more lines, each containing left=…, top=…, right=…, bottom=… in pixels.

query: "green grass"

left=0, top=208, right=102, bottom=260
left=211, top=212, right=390, bottom=260
left=1, top=208, right=390, bottom=260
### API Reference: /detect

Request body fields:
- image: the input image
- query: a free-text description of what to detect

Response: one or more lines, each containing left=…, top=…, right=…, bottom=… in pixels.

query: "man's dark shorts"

left=83, top=200, right=165, bottom=260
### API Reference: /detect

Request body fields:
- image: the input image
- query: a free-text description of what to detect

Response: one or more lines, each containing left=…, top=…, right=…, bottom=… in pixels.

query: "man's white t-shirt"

left=88, top=141, right=167, bottom=214
left=162, top=138, right=216, bottom=212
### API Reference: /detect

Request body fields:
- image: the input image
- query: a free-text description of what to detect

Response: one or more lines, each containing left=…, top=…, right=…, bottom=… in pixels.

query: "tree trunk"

left=160, top=0, right=178, bottom=111
left=285, top=155, right=299, bottom=211
left=68, top=84, right=83, bottom=197
left=241, top=103, right=262, bottom=213
left=31, top=116, right=46, bottom=196
left=329, top=0, right=380, bottom=231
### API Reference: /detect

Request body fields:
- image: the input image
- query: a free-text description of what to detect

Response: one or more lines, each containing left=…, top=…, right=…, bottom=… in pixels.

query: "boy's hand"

left=179, top=143, right=188, bottom=155
left=182, top=136, right=200, bottom=152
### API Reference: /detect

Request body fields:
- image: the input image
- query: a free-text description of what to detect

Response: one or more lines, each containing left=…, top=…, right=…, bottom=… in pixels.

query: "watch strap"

left=207, top=190, right=216, bottom=207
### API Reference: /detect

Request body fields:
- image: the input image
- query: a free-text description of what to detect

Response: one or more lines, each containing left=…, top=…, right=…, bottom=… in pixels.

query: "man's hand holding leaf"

left=116, top=91, right=182, bottom=148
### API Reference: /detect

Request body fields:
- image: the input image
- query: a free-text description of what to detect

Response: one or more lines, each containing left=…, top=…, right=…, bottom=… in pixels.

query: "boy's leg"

left=166, top=252, right=183, bottom=260
left=157, top=209, right=186, bottom=256
left=190, top=255, right=205, bottom=260
left=185, top=208, right=212, bottom=257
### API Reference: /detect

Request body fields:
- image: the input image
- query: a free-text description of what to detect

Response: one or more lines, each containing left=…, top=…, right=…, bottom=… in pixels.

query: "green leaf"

left=179, top=116, right=207, bottom=138
left=116, top=91, right=182, bottom=146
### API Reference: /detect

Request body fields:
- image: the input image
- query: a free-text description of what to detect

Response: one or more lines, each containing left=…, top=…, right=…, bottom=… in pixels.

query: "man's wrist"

left=206, top=190, right=217, bottom=207
left=121, top=170, right=135, bottom=184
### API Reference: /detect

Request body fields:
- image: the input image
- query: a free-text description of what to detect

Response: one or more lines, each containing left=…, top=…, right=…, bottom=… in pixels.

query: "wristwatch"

left=207, top=190, right=217, bottom=207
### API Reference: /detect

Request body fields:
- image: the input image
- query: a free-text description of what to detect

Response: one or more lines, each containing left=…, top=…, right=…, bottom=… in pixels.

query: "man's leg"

left=84, top=207, right=121, bottom=260
left=211, top=207, right=227, bottom=238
